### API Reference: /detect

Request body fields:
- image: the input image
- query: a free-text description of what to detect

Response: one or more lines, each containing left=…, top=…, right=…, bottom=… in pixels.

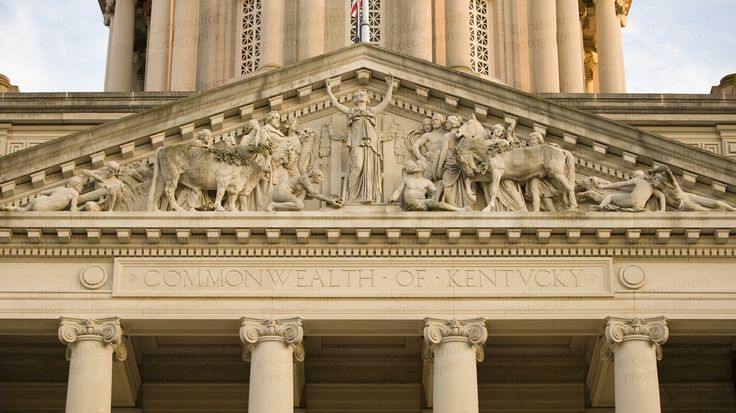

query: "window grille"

left=240, top=0, right=262, bottom=75
left=349, top=0, right=382, bottom=44
left=469, top=0, right=491, bottom=76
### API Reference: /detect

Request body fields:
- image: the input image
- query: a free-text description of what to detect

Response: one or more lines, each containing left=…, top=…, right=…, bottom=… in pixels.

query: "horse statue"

left=147, top=143, right=271, bottom=212
left=455, top=125, right=577, bottom=212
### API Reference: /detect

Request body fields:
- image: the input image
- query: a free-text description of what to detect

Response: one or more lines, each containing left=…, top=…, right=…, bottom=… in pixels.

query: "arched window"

left=349, top=0, right=382, bottom=44
left=240, top=0, right=262, bottom=75
left=469, top=0, right=491, bottom=77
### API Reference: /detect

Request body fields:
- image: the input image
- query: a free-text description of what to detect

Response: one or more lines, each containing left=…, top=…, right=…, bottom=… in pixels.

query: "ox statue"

left=455, top=134, right=577, bottom=212
left=147, top=143, right=271, bottom=212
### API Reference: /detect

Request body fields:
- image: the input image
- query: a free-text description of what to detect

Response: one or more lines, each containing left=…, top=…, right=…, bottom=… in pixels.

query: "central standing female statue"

left=326, top=74, right=394, bottom=204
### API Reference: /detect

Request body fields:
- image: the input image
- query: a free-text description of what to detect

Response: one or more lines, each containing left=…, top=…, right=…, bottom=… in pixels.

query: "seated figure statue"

left=390, top=160, right=467, bottom=211
left=266, top=170, right=343, bottom=211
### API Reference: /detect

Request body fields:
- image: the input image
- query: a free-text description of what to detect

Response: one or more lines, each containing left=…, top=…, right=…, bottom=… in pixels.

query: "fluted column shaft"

left=556, top=0, right=585, bottom=92
left=241, top=318, right=304, bottom=413
left=145, top=0, right=170, bottom=91
left=58, top=318, right=127, bottom=413
left=594, top=0, right=626, bottom=92
left=444, top=0, right=472, bottom=72
left=528, top=0, right=560, bottom=92
left=260, top=0, right=287, bottom=71
left=298, top=0, right=325, bottom=61
left=424, top=318, right=488, bottom=413
left=170, top=0, right=199, bottom=91
left=106, top=0, right=135, bottom=92
left=603, top=317, right=669, bottom=413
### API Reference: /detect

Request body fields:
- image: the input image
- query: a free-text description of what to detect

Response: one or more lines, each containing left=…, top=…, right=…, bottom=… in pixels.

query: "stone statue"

left=3, top=176, right=86, bottom=211
left=192, top=129, right=214, bottom=150
left=283, top=117, right=303, bottom=176
left=326, top=74, right=395, bottom=204
left=411, top=113, right=447, bottom=181
left=239, top=120, right=261, bottom=146
left=298, top=127, right=317, bottom=175
left=147, top=142, right=271, bottom=212
left=390, top=160, right=467, bottom=211
left=648, top=165, right=736, bottom=211
left=589, top=170, right=666, bottom=212
left=455, top=124, right=578, bottom=212
left=81, top=161, right=124, bottom=211
left=266, top=170, right=343, bottom=211
left=524, top=132, right=566, bottom=212
left=251, top=111, right=295, bottom=210
left=436, top=115, right=477, bottom=209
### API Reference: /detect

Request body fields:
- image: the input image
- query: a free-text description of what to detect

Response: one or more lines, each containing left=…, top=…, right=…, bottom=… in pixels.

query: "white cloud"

left=0, top=1, right=107, bottom=92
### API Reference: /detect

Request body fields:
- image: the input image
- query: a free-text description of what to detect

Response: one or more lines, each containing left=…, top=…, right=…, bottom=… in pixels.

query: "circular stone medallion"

left=619, top=264, right=646, bottom=289
left=79, top=265, right=108, bottom=290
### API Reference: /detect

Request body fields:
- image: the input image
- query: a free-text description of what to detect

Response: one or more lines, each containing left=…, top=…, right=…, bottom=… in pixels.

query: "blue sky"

left=0, top=0, right=734, bottom=93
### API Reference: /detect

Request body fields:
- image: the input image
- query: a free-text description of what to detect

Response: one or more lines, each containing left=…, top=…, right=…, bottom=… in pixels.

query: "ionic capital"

left=240, top=317, right=304, bottom=362
left=602, top=316, right=669, bottom=361
left=58, top=317, right=127, bottom=361
left=423, top=317, right=488, bottom=362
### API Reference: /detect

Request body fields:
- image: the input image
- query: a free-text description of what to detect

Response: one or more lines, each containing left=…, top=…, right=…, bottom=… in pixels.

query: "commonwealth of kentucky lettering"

left=113, top=258, right=612, bottom=298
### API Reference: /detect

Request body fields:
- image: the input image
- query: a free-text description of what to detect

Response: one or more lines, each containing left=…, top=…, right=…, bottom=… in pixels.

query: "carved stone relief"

left=3, top=74, right=735, bottom=214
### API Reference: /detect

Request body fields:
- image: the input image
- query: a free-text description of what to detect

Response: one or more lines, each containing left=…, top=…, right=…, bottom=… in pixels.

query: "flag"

left=350, top=0, right=362, bottom=17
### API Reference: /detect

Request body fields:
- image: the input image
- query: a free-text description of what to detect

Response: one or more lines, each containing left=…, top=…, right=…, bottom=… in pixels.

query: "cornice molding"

left=601, top=316, right=669, bottom=361
left=239, top=317, right=304, bottom=362
left=57, top=317, right=127, bottom=361
left=423, top=317, right=488, bottom=362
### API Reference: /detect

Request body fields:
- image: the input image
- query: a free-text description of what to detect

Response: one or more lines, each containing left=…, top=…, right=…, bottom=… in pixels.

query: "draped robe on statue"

left=344, top=107, right=383, bottom=204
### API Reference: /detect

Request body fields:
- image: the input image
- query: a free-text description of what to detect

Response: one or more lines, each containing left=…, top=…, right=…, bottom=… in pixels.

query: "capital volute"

left=423, top=317, right=488, bottom=362
left=602, top=316, right=669, bottom=361
left=58, top=317, right=127, bottom=361
left=240, top=317, right=304, bottom=362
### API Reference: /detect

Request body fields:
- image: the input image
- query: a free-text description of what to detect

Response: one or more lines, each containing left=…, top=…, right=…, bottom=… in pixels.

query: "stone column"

left=527, top=0, right=560, bottom=92
left=424, top=318, right=488, bottom=413
left=106, top=0, right=136, bottom=92
left=298, top=0, right=325, bottom=61
left=556, top=0, right=585, bottom=92
left=145, top=0, right=170, bottom=91
left=58, top=317, right=127, bottom=413
left=444, top=0, right=472, bottom=72
left=603, top=317, right=669, bottom=413
left=260, top=0, right=286, bottom=71
left=400, top=0, right=433, bottom=61
left=170, top=0, right=199, bottom=91
left=240, top=318, right=304, bottom=413
left=594, top=0, right=627, bottom=92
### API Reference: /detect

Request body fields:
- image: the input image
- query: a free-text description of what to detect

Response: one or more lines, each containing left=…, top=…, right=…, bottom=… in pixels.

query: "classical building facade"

left=1, top=1, right=736, bottom=413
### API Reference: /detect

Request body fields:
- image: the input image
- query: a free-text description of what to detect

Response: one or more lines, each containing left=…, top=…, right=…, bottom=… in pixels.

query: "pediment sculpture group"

left=3, top=76, right=735, bottom=214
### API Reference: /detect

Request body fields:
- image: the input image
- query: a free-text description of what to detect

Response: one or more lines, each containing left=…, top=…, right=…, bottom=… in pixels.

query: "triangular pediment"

left=1, top=44, right=734, bottom=211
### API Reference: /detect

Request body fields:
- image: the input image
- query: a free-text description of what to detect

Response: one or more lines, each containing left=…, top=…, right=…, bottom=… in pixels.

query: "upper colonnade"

left=100, top=0, right=631, bottom=93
